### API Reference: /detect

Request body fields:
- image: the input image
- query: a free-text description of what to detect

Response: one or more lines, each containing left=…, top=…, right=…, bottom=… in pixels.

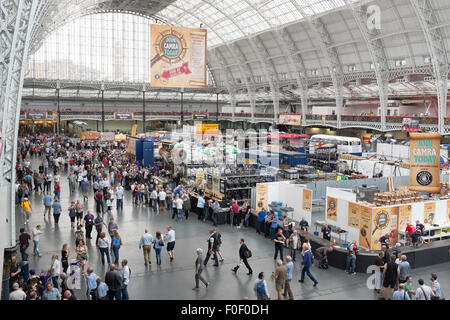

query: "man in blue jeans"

left=299, top=248, right=318, bottom=287
left=120, top=259, right=130, bottom=300
left=269, top=212, right=279, bottom=240
left=346, top=240, right=358, bottom=275
left=256, top=209, right=266, bottom=234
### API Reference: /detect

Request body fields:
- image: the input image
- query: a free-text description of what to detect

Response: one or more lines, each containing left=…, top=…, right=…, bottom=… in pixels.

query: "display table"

left=189, top=193, right=230, bottom=225
left=398, top=224, right=450, bottom=245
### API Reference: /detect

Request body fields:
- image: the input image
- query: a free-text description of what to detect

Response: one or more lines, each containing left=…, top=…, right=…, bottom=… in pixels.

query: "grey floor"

left=16, top=158, right=450, bottom=300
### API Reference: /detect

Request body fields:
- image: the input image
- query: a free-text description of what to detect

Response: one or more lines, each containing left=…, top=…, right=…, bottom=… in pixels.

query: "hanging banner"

left=279, top=114, right=302, bottom=126
left=192, top=114, right=209, bottom=120
left=409, top=132, right=441, bottom=193
left=195, top=124, right=219, bottom=136
left=321, top=115, right=326, bottom=126
left=423, top=202, right=436, bottom=226
left=131, top=124, right=138, bottom=137
left=326, top=196, right=337, bottom=221
left=401, top=118, right=419, bottom=132
left=302, top=189, right=312, bottom=212
left=256, top=184, right=269, bottom=212
left=150, top=25, right=207, bottom=88
left=359, top=206, right=372, bottom=249
left=99, top=132, right=115, bottom=142
left=399, top=205, right=412, bottom=231
left=80, top=131, right=99, bottom=140
left=348, top=202, right=360, bottom=228
left=114, top=112, right=134, bottom=120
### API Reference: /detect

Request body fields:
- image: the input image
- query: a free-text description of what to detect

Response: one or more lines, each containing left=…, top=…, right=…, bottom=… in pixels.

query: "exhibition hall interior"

left=2, top=0, right=450, bottom=302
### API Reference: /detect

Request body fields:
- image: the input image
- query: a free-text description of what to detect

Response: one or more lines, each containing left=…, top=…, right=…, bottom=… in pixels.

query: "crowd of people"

left=7, top=133, right=446, bottom=301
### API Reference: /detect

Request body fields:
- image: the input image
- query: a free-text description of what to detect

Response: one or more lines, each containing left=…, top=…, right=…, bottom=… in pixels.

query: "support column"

left=216, top=92, right=219, bottom=122
left=56, top=86, right=60, bottom=134
left=101, top=86, right=105, bottom=132
left=142, top=89, right=146, bottom=133
left=180, top=89, right=184, bottom=124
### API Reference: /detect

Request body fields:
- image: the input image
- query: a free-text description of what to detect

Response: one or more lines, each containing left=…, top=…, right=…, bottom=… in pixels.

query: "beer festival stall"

left=313, top=133, right=450, bottom=272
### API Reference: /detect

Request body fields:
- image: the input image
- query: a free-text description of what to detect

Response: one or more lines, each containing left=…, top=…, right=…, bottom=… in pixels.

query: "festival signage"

left=131, top=124, right=138, bottom=137
left=279, top=114, right=302, bottom=126
left=371, top=207, right=398, bottom=250
left=401, top=118, right=419, bottom=132
left=399, top=205, right=412, bottom=231
left=150, top=25, right=207, bottom=88
left=256, top=184, right=268, bottom=212
left=321, top=115, right=326, bottom=126
left=80, top=131, right=99, bottom=140
left=359, top=206, right=372, bottom=249
left=423, top=202, right=436, bottom=226
left=99, top=132, right=115, bottom=142
left=326, top=196, right=337, bottom=221
left=348, top=202, right=360, bottom=228
left=446, top=201, right=450, bottom=225
left=26, top=112, right=47, bottom=120
left=302, top=189, right=312, bottom=212
left=409, top=132, right=441, bottom=193
left=195, top=124, right=219, bottom=136
left=114, top=112, right=134, bottom=120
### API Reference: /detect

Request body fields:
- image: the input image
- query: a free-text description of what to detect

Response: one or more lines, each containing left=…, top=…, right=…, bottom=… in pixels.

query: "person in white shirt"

left=32, top=225, right=42, bottom=257
left=175, top=196, right=184, bottom=221
left=165, top=226, right=176, bottom=261
left=50, top=254, right=61, bottom=289
left=115, top=184, right=124, bottom=210
left=120, top=259, right=130, bottom=300
left=158, top=189, right=167, bottom=212
left=415, top=278, right=435, bottom=300
left=9, top=283, right=26, bottom=300
left=151, top=189, right=158, bottom=212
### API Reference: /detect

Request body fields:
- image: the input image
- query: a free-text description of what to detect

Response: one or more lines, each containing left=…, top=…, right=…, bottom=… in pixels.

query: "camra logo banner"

left=150, top=25, right=207, bottom=88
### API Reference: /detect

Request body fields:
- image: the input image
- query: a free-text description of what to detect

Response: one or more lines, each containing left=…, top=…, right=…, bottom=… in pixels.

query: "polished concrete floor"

left=16, top=160, right=450, bottom=300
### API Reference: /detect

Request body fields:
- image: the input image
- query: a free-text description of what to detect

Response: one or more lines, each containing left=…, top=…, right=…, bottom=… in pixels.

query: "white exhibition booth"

left=325, top=187, right=450, bottom=250
left=255, top=181, right=312, bottom=226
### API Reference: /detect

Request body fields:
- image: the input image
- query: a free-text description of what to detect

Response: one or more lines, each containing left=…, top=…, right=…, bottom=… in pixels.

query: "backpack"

left=216, top=233, right=222, bottom=246
left=256, top=281, right=265, bottom=295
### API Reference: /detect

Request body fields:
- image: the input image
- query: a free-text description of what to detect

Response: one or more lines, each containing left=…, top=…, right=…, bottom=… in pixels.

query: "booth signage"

left=279, top=114, right=301, bottom=126
left=26, top=112, right=47, bottom=120
left=150, top=25, right=207, bottom=88
left=359, top=206, right=372, bottom=249
left=302, top=189, right=312, bottom=212
left=423, top=202, right=436, bottom=226
left=371, top=207, right=398, bottom=251
left=80, top=131, right=99, bottom=140
left=326, top=197, right=337, bottom=221
left=256, top=184, right=268, bottom=212
left=100, top=132, right=115, bottom=141
left=409, top=133, right=441, bottom=193
left=348, top=202, right=360, bottom=228
left=195, top=124, right=219, bottom=136
left=114, top=112, right=134, bottom=120
left=398, top=205, right=412, bottom=231
left=446, top=201, right=450, bottom=225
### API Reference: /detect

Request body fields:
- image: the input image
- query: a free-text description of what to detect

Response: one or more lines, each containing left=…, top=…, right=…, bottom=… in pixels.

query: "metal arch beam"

left=213, top=48, right=237, bottom=121
left=346, top=1, right=390, bottom=132
left=304, top=17, right=345, bottom=129
left=277, top=27, right=309, bottom=126
left=410, top=0, right=449, bottom=135
left=0, top=0, right=39, bottom=253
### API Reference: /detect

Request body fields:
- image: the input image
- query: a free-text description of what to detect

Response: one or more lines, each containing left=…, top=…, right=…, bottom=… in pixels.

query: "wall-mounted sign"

left=192, top=113, right=209, bottom=120
left=195, top=124, right=219, bottom=136
left=114, top=112, right=134, bottom=120
left=279, top=114, right=301, bottom=126
left=326, top=196, right=337, bottom=221
left=348, top=202, right=360, bottom=228
left=26, top=112, right=47, bottom=120
left=401, top=118, right=419, bottom=132
left=302, top=189, right=312, bottom=212
left=151, top=25, right=207, bottom=88
left=409, top=132, right=441, bottom=193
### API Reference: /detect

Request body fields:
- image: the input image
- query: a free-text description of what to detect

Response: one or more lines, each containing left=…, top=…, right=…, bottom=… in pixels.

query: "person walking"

left=86, top=268, right=98, bottom=299
left=20, top=197, right=32, bottom=224
left=49, top=254, right=61, bottom=289
left=415, top=278, right=435, bottom=300
left=139, top=229, right=153, bottom=266
left=94, top=213, right=106, bottom=245
left=192, top=248, right=208, bottom=290
left=283, top=256, right=294, bottom=300
left=32, top=225, right=42, bottom=257
left=83, top=210, right=95, bottom=240
left=43, top=192, right=53, bottom=218
left=182, top=192, right=191, bottom=220
left=68, top=201, right=76, bottom=229
left=115, top=184, right=124, bottom=211
left=175, top=195, right=184, bottom=222
left=382, top=254, right=399, bottom=300
left=75, top=200, right=84, bottom=227
left=112, top=231, right=122, bottom=265
left=98, top=232, right=111, bottom=266
left=81, top=178, right=90, bottom=202
left=203, top=229, right=219, bottom=267
left=19, top=228, right=31, bottom=261
left=273, top=228, right=286, bottom=261
left=299, top=248, right=318, bottom=287
left=197, top=194, right=205, bottom=220
left=165, top=226, right=176, bottom=261
left=272, top=259, right=287, bottom=300
left=104, top=264, right=122, bottom=300
left=120, top=259, right=130, bottom=300
left=108, top=217, right=119, bottom=250
left=61, top=244, right=69, bottom=274
left=52, top=198, right=62, bottom=224
left=254, top=272, right=270, bottom=300
left=232, top=238, right=253, bottom=275
left=153, top=231, right=164, bottom=265
left=287, top=229, right=301, bottom=261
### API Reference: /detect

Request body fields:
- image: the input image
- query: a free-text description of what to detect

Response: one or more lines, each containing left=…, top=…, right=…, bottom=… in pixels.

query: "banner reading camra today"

left=150, top=25, right=207, bottom=88
left=409, top=132, right=441, bottom=193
